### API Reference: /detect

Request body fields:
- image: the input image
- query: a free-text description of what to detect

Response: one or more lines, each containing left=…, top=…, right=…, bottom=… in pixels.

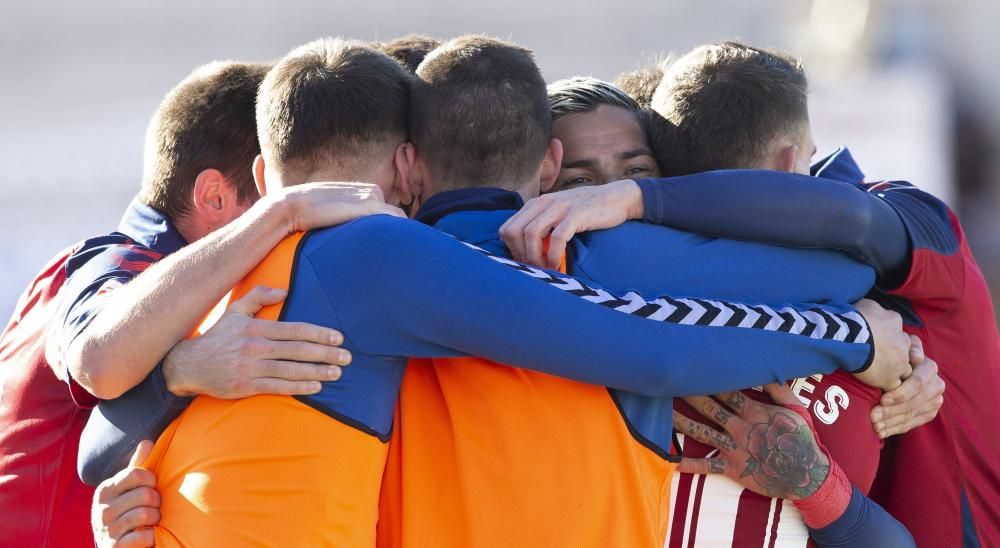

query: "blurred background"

left=1, top=0, right=998, bottom=321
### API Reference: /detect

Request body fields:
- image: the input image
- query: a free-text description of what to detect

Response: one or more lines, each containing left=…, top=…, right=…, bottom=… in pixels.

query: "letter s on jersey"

left=813, top=386, right=850, bottom=425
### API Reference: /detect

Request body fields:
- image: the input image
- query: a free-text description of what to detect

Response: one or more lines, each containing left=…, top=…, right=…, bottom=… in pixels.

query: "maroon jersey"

left=863, top=180, right=1000, bottom=547
left=667, top=371, right=882, bottom=548
left=0, top=198, right=182, bottom=547
left=0, top=245, right=95, bottom=548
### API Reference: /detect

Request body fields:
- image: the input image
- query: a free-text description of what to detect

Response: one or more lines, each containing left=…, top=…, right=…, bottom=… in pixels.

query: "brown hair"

left=377, top=34, right=441, bottom=73
left=410, top=35, right=551, bottom=191
left=650, top=41, right=808, bottom=176
left=140, top=61, right=268, bottom=219
left=614, top=64, right=664, bottom=109
left=257, top=37, right=411, bottom=178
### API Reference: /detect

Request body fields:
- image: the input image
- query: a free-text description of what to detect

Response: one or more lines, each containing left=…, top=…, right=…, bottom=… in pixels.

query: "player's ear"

left=392, top=142, right=416, bottom=211
left=775, top=144, right=799, bottom=174
left=192, top=168, right=226, bottom=213
left=539, top=138, right=564, bottom=193
left=407, top=145, right=429, bottom=212
left=253, top=155, right=268, bottom=197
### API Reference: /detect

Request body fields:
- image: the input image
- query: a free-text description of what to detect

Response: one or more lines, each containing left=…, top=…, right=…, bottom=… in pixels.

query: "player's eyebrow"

left=562, top=157, right=596, bottom=169
left=616, top=147, right=655, bottom=161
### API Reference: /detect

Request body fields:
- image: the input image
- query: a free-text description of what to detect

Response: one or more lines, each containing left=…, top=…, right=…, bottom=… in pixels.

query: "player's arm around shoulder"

left=67, top=183, right=399, bottom=400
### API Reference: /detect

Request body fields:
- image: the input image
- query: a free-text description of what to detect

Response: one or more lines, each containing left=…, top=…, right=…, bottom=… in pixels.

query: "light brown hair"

left=140, top=61, right=268, bottom=219
left=410, top=35, right=551, bottom=191
left=257, top=38, right=411, bottom=177
left=650, top=41, right=808, bottom=176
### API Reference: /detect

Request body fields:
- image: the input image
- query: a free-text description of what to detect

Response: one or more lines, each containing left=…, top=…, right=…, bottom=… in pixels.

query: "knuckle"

left=100, top=505, right=115, bottom=524
left=135, top=507, right=156, bottom=524
left=236, top=337, right=259, bottom=356
left=277, top=361, right=297, bottom=379
left=137, top=488, right=156, bottom=506
left=136, top=469, right=156, bottom=486
left=230, top=377, right=251, bottom=395
left=286, top=322, right=306, bottom=340
left=232, top=359, right=253, bottom=378
left=292, top=342, right=313, bottom=360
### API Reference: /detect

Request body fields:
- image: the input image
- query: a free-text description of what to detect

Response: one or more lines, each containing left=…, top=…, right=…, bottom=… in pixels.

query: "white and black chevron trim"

left=463, top=242, right=872, bottom=345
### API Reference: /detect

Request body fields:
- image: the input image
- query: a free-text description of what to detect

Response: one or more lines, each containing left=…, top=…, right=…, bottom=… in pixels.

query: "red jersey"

left=0, top=245, right=95, bottom=548
left=667, top=371, right=882, bottom=548
left=863, top=180, right=1000, bottom=546
left=0, top=198, right=182, bottom=547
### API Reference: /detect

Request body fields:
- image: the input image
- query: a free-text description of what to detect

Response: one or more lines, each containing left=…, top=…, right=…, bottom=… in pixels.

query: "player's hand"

left=273, top=181, right=405, bottom=233
left=93, top=441, right=159, bottom=548
left=162, top=285, right=350, bottom=398
left=674, top=384, right=831, bottom=501
left=853, top=299, right=913, bottom=391
left=871, top=336, right=944, bottom=438
left=499, top=179, right=643, bottom=269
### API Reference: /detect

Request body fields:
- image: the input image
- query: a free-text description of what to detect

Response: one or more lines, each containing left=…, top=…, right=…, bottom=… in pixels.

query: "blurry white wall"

left=1, top=0, right=996, bottom=320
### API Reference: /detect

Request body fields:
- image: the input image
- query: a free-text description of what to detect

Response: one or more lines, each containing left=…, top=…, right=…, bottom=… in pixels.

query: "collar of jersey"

left=115, top=196, right=188, bottom=255
left=811, top=146, right=865, bottom=183
left=414, top=187, right=524, bottom=226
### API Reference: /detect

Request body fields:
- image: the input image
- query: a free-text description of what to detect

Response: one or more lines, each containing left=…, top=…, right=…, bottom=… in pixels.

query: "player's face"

left=550, top=104, right=661, bottom=193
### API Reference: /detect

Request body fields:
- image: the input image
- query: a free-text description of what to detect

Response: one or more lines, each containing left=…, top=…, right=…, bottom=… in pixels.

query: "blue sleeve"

left=570, top=222, right=874, bottom=306
left=635, top=170, right=912, bottom=286
left=808, top=487, right=915, bottom=547
left=77, top=364, right=191, bottom=486
left=306, top=215, right=875, bottom=397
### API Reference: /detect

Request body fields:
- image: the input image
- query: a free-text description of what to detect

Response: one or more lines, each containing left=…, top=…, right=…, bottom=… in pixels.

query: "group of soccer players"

left=1, top=32, right=998, bottom=547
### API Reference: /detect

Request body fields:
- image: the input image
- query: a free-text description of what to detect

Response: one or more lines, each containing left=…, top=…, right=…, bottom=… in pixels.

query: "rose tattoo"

left=742, top=411, right=829, bottom=499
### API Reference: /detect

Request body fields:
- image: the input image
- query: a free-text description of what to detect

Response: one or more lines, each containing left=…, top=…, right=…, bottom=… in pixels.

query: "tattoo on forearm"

left=739, top=412, right=829, bottom=499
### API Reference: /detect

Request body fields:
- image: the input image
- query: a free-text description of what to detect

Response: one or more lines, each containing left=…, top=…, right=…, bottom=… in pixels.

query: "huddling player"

left=84, top=36, right=923, bottom=547
left=381, top=36, right=914, bottom=547
left=505, top=41, right=997, bottom=547
left=0, top=61, right=394, bottom=547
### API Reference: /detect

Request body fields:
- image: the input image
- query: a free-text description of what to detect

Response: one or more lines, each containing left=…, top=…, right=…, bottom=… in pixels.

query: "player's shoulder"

left=305, top=214, right=447, bottom=253
left=27, top=242, right=84, bottom=288
left=66, top=231, right=162, bottom=275
left=3, top=243, right=83, bottom=328
left=865, top=180, right=960, bottom=255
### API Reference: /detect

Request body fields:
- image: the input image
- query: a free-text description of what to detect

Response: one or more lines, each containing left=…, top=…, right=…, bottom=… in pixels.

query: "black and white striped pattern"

left=463, top=242, right=872, bottom=345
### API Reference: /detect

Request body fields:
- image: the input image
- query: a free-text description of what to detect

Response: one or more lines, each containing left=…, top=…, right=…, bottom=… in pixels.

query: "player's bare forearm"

left=67, top=183, right=399, bottom=400
left=66, top=195, right=298, bottom=399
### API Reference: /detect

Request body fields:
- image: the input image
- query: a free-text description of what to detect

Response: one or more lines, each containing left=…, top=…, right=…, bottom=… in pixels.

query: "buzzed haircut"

left=257, top=37, right=411, bottom=178
left=411, top=35, right=551, bottom=191
left=548, top=77, right=641, bottom=122
left=614, top=64, right=664, bottom=109
left=650, top=41, right=808, bottom=176
left=140, top=61, right=268, bottom=220
left=378, top=34, right=441, bottom=73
